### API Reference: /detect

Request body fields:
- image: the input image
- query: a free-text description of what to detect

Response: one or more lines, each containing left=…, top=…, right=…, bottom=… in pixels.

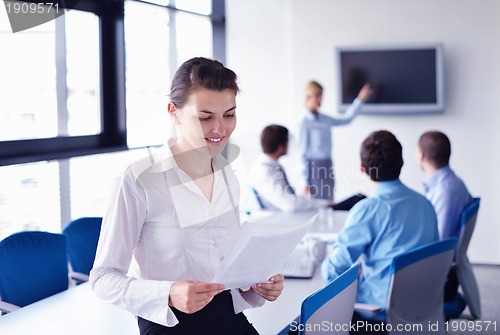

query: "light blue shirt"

left=321, top=179, right=438, bottom=321
left=423, top=166, right=473, bottom=240
left=297, top=99, right=362, bottom=161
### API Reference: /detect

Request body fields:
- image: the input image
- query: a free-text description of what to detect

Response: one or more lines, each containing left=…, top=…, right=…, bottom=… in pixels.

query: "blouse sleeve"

left=89, top=172, right=180, bottom=327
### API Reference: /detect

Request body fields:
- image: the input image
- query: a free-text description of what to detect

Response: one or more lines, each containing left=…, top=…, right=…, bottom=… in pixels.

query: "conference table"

left=0, top=282, right=138, bottom=335
left=0, top=210, right=348, bottom=335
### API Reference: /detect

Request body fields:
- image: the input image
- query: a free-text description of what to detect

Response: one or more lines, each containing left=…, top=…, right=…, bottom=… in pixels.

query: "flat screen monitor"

left=337, top=44, right=444, bottom=114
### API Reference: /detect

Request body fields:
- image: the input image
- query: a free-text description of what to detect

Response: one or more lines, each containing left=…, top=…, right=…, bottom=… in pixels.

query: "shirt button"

left=213, top=242, right=218, bottom=248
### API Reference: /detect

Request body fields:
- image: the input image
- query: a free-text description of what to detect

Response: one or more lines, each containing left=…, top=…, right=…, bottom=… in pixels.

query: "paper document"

left=212, top=214, right=317, bottom=289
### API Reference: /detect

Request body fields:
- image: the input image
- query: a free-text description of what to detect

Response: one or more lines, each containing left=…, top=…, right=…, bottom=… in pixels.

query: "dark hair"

left=261, top=125, right=289, bottom=154
left=169, top=57, right=239, bottom=109
left=360, top=130, right=403, bottom=181
left=418, top=131, right=451, bottom=168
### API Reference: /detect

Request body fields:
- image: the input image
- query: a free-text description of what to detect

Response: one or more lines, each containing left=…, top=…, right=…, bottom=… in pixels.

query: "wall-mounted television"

left=337, top=44, right=444, bottom=114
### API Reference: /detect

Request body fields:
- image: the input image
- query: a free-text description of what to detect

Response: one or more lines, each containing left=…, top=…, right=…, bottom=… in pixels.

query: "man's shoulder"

left=350, top=196, right=386, bottom=216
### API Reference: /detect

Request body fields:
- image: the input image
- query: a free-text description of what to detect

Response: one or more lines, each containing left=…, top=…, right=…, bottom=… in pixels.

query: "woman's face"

left=305, top=92, right=322, bottom=111
left=172, top=88, right=237, bottom=157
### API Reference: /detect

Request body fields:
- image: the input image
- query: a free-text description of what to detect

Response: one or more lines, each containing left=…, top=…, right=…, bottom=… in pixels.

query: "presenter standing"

left=297, top=81, right=372, bottom=200
left=90, top=57, right=284, bottom=335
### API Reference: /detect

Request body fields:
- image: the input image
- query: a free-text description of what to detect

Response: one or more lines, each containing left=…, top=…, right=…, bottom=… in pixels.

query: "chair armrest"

left=0, top=300, right=21, bottom=314
left=69, top=271, right=89, bottom=283
left=354, top=303, right=382, bottom=313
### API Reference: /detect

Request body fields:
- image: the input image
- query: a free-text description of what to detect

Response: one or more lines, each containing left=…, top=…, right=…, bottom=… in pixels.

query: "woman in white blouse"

left=90, top=57, right=284, bottom=334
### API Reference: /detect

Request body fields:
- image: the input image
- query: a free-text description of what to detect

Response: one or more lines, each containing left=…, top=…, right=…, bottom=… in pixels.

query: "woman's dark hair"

left=261, top=125, right=289, bottom=154
left=360, top=130, right=403, bottom=181
left=418, top=131, right=451, bottom=169
left=169, top=57, right=239, bottom=109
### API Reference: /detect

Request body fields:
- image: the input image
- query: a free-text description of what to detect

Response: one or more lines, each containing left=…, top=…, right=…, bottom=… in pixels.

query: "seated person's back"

left=321, top=130, right=439, bottom=322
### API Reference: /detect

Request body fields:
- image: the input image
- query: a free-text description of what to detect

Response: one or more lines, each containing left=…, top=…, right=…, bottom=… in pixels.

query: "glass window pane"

left=0, top=162, right=60, bottom=240
left=65, top=10, right=101, bottom=136
left=175, top=12, right=213, bottom=64
left=0, top=10, right=57, bottom=141
left=0, top=7, right=100, bottom=141
left=174, top=0, right=211, bottom=15
left=69, top=148, right=155, bottom=219
left=125, top=1, right=173, bottom=148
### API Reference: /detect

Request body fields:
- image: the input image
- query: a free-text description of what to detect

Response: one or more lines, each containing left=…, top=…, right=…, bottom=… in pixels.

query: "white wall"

left=227, top=0, right=500, bottom=264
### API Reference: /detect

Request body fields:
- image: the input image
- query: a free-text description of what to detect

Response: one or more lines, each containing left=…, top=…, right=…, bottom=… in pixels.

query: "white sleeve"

left=89, top=174, right=179, bottom=327
left=251, top=163, right=329, bottom=212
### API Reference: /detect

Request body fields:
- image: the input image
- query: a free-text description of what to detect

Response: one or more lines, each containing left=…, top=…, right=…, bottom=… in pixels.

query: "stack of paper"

left=212, top=215, right=317, bottom=289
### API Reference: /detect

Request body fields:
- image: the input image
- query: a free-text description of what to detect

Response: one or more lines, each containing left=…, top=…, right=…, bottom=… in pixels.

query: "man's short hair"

left=261, top=125, right=288, bottom=154
left=418, top=131, right=451, bottom=169
left=360, top=130, right=403, bottom=181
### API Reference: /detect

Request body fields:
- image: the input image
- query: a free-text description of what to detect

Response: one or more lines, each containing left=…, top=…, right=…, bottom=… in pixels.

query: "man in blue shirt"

left=416, top=131, right=473, bottom=303
left=297, top=81, right=372, bottom=201
left=416, top=131, right=473, bottom=240
left=321, top=130, right=439, bottom=323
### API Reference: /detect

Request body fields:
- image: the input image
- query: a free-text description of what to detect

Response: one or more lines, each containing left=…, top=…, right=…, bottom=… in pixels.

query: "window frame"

left=0, top=0, right=225, bottom=166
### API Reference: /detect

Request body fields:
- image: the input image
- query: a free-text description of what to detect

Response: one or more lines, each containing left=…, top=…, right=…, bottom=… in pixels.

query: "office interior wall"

left=226, top=0, right=500, bottom=264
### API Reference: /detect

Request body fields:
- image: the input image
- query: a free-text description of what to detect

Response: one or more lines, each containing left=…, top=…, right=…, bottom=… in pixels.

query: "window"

left=124, top=1, right=172, bottom=148
left=0, top=8, right=100, bottom=140
left=0, top=1, right=124, bottom=166
left=125, top=0, right=215, bottom=148
left=0, top=161, right=60, bottom=240
left=0, top=0, right=225, bottom=236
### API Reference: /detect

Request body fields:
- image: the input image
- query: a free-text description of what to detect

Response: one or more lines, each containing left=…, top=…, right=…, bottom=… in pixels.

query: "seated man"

left=248, top=125, right=332, bottom=212
left=321, top=130, right=439, bottom=323
left=416, top=131, right=473, bottom=304
left=416, top=131, right=473, bottom=240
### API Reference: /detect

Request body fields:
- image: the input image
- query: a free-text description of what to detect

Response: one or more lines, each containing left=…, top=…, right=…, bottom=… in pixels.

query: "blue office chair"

left=251, top=188, right=266, bottom=209
left=445, top=198, right=481, bottom=319
left=279, top=263, right=359, bottom=335
left=0, top=231, right=69, bottom=313
left=62, top=217, right=102, bottom=282
left=385, top=239, right=457, bottom=335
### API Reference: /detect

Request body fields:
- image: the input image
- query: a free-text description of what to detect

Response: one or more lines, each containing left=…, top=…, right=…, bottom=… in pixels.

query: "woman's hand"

left=169, top=280, right=225, bottom=314
left=357, top=83, right=373, bottom=102
left=251, top=274, right=284, bottom=302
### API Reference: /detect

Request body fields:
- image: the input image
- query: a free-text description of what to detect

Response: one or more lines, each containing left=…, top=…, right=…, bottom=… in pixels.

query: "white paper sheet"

left=212, top=214, right=317, bottom=289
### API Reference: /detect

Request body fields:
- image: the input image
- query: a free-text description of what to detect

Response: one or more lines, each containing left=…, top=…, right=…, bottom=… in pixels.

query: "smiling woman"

left=89, top=57, right=284, bottom=335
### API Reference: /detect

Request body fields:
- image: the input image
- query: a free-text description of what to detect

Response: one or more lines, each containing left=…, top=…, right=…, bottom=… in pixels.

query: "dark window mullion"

left=212, top=0, right=225, bottom=63
left=100, top=2, right=127, bottom=147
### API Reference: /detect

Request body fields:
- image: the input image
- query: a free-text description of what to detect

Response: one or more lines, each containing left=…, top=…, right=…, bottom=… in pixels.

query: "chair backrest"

left=386, top=239, right=457, bottom=335
left=456, top=198, right=480, bottom=262
left=251, top=188, right=266, bottom=209
left=299, top=263, right=359, bottom=335
left=455, top=197, right=481, bottom=319
left=0, top=231, right=69, bottom=308
left=62, top=217, right=102, bottom=275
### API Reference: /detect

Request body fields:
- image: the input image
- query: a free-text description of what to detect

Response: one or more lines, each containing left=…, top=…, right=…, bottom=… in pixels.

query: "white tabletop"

left=0, top=283, right=138, bottom=335
left=245, top=267, right=325, bottom=335
left=246, top=209, right=348, bottom=242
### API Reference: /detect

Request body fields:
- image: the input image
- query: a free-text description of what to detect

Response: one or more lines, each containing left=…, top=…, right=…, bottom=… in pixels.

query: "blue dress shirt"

left=423, top=166, right=473, bottom=240
left=321, top=179, right=438, bottom=321
left=297, top=99, right=361, bottom=161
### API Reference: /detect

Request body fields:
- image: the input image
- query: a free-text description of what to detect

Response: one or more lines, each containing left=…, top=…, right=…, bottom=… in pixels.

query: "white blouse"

left=89, top=139, right=265, bottom=327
